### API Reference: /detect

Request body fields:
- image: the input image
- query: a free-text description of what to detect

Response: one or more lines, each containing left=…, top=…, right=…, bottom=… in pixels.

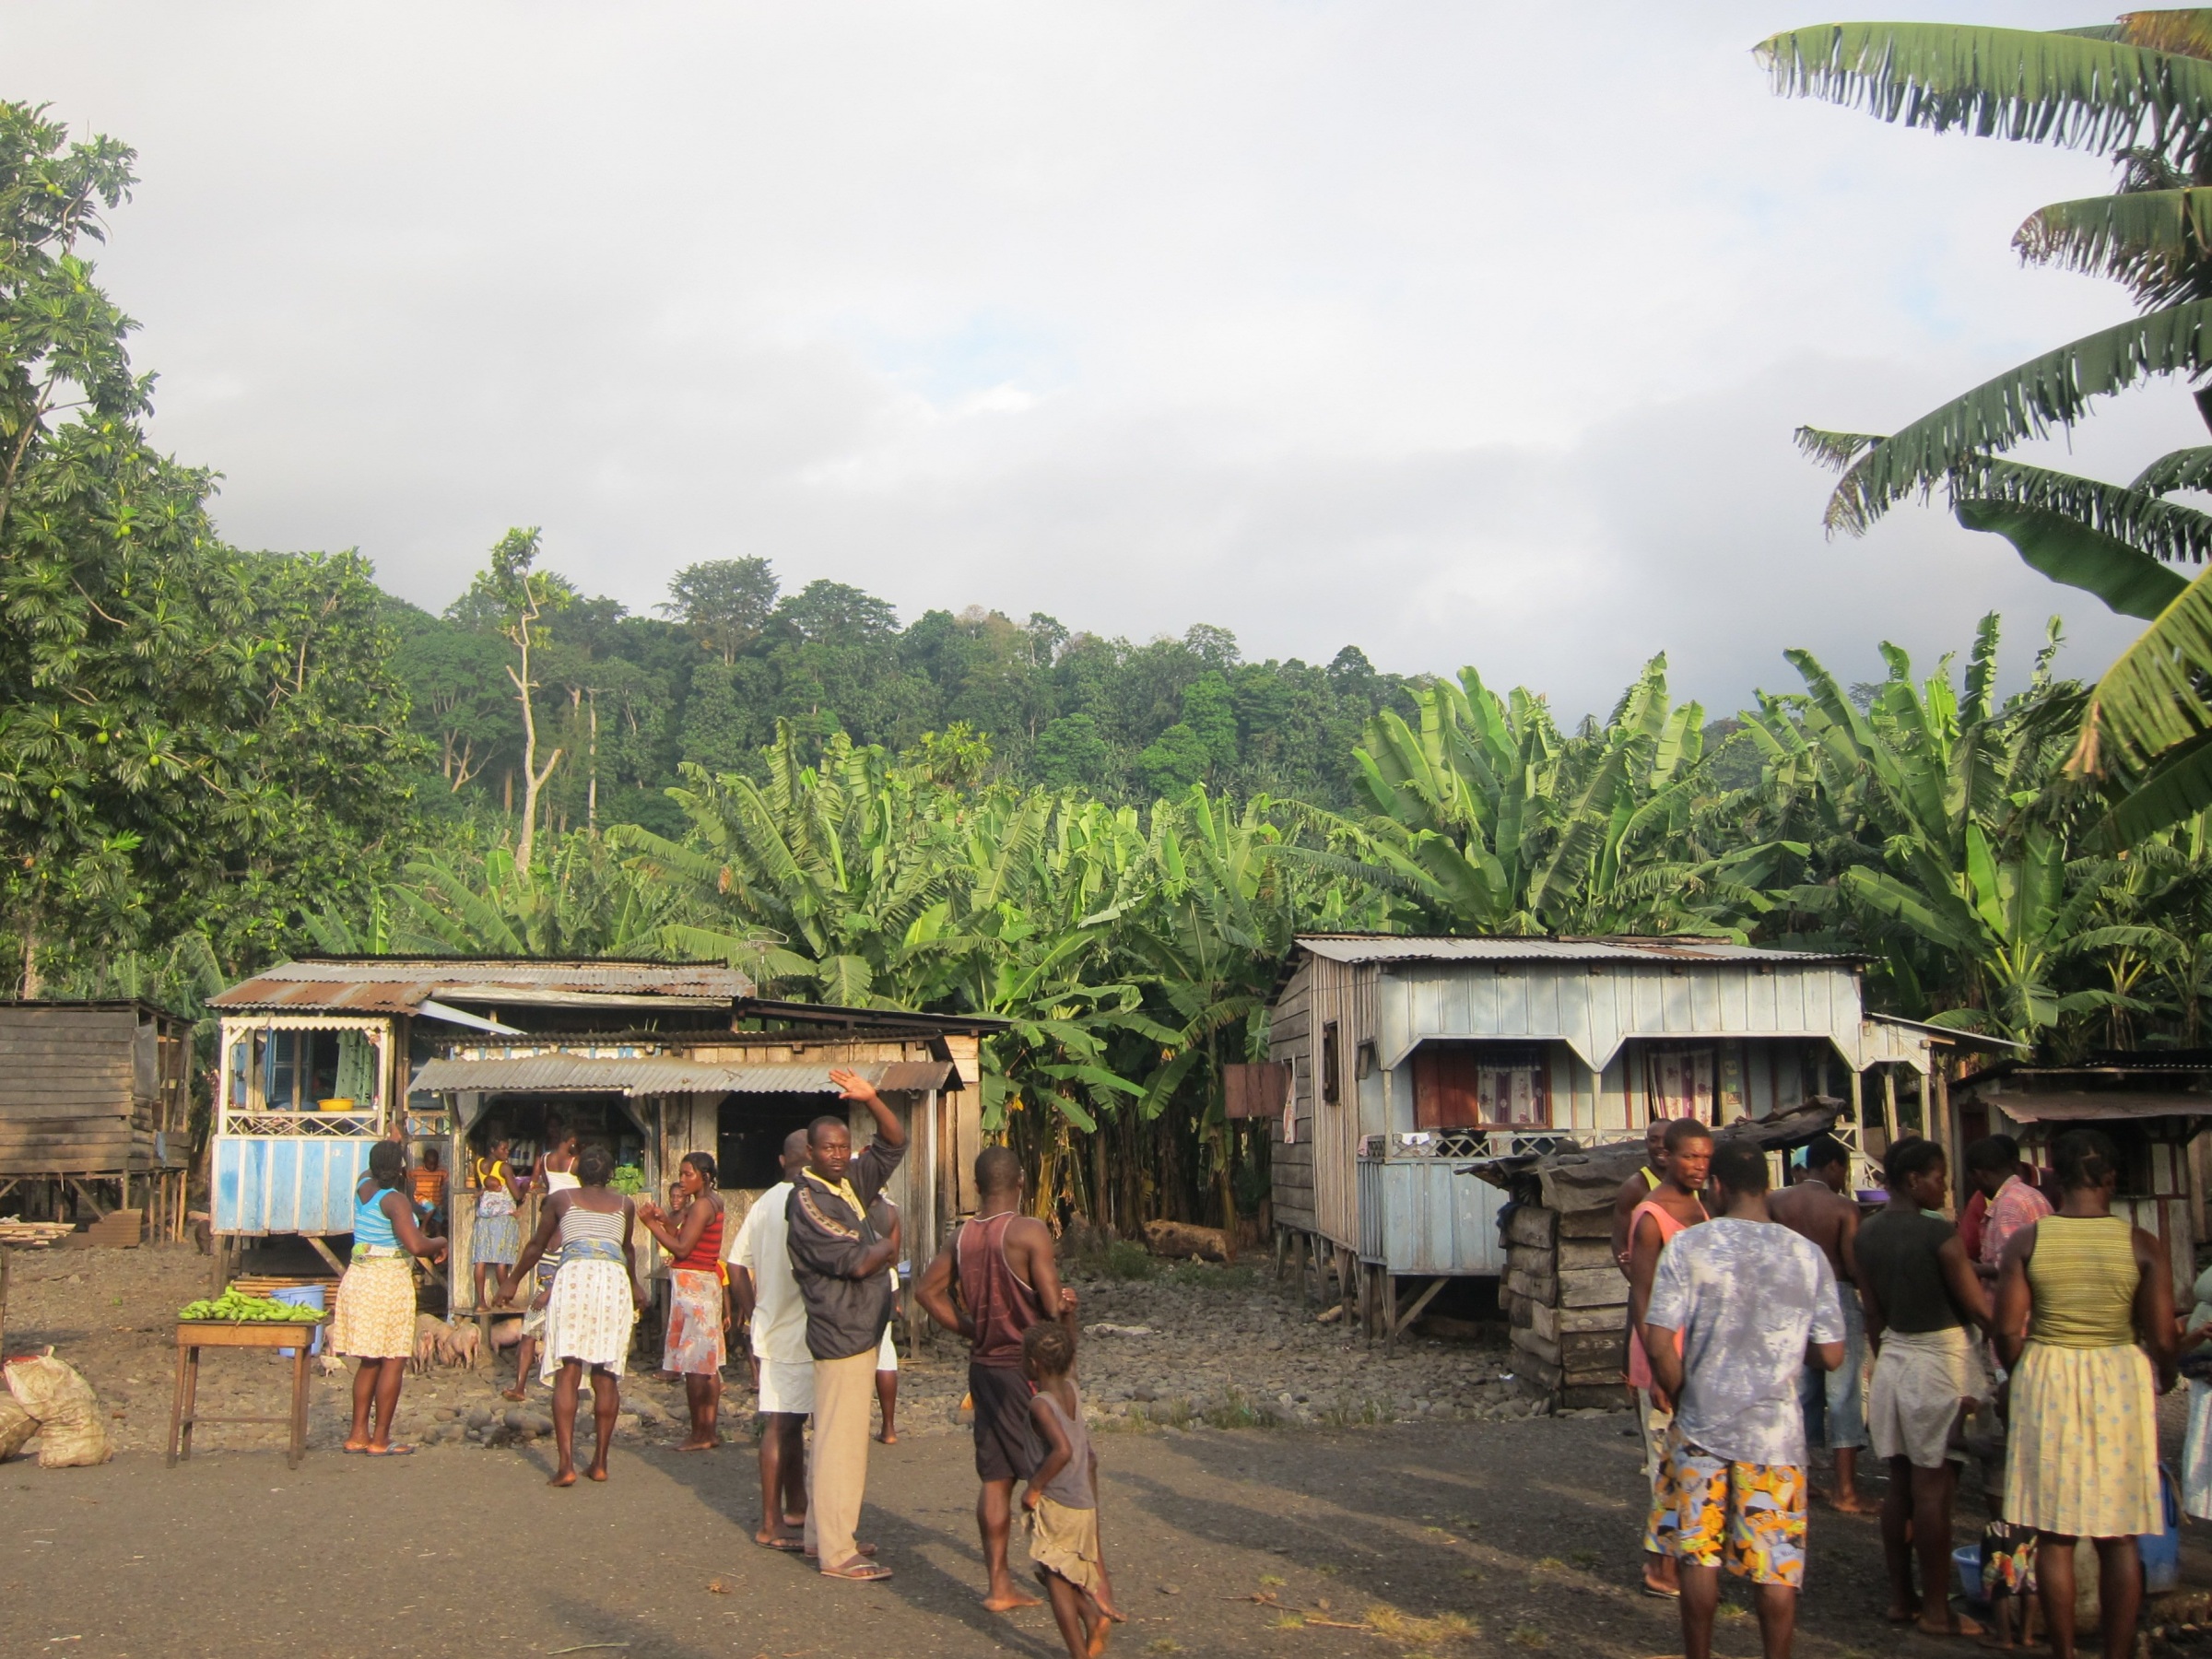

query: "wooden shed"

left=1956, top=1054, right=2212, bottom=1301
left=1265, top=934, right=1967, bottom=1343
left=0, top=1000, right=194, bottom=1241
left=206, top=959, right=1003, bottom=1347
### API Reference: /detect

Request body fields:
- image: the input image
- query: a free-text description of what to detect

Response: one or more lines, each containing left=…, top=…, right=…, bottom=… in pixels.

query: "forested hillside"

left=387, top=555, right=1417, bottom=837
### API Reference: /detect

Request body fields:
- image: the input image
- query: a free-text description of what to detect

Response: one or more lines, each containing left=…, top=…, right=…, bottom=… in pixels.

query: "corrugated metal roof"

left=211, top=958, right=755, bottom=1012
left=1295, top=934, right=1866, bottom=967
left=409, top=1054, right=952, bottom=1095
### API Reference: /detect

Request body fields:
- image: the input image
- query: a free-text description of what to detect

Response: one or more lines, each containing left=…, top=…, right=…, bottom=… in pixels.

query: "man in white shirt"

left=730, top=1130, right=811, bottom=1551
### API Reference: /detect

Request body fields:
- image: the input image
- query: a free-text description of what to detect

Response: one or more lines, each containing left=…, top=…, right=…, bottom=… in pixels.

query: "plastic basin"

left=271, top=1285, right=326, bottom=1358
left=1952, top=1544, right=1983, bottom=1604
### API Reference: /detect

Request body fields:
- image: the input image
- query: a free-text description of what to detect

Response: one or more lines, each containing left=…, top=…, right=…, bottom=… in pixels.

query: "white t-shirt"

left=730, top=1180, right=809, bottom=1366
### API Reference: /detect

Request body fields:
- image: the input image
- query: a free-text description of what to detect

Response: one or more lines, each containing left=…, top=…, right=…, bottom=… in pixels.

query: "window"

left=1642, top=1044, right=1715, bottom=1124
left=1321, top=1022, right=1341, bottom=1105
left=1411, top=1044, right=1549, bottom=1129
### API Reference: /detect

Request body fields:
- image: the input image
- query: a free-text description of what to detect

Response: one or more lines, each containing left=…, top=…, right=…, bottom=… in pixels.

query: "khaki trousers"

left=805, top=1349, right=879, bottom=1571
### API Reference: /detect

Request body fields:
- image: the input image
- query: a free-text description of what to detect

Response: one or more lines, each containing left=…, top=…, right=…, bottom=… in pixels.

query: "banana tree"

left=1759, top=14, right=2212, bottom=840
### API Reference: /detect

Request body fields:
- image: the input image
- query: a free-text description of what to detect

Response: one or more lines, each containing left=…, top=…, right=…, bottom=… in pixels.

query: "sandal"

left=755, top=1535, right=806, bottom=1553
left=365, top=1442, right=418, bottom=1456
left=819, top=1559, right=891, bottom=1582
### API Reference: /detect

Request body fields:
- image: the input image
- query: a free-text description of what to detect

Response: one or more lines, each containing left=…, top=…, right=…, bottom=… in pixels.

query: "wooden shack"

left=1469, top=1100, right=1843, bottom=1408
left=206, top=959, right=1003, bottom=1345
left=0, top=1001, right=194, bottom=1241
left=1265, top=934, right=1968, bottom=1345
left=1956, top=1053, right=2212, bottom=1301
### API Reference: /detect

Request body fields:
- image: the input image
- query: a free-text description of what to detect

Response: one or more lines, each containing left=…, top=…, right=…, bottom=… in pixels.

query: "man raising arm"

left=786, top=1069, right=906, bottom=1583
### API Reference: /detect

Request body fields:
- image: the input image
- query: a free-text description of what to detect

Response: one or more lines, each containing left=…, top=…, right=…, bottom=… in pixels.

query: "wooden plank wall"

left=1268, top=963, right=1315, bottom=1231
left=1309, top=957, right=1377, bottom=1253
left=0, top=1008, right=146, bottom=1176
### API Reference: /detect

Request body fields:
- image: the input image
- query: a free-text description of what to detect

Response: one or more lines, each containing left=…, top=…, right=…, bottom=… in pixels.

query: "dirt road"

left=13, top=1405, right=2196, bottom=1659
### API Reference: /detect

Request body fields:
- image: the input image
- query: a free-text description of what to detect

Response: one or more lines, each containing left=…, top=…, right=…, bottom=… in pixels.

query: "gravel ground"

left=9, top=1240, right=2212, bottom=1659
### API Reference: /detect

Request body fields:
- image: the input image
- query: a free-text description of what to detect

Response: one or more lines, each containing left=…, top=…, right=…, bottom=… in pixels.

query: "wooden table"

left=168, top=1319, right=328, bottom=1469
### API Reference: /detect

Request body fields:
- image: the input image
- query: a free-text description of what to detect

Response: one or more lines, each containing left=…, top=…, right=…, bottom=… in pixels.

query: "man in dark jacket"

left=787, top=1068, right=904, bottom=1582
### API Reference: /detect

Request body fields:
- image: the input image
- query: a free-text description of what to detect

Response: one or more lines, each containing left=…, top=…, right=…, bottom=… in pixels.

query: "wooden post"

left=1882, top=1067, right=1900, bottom=1147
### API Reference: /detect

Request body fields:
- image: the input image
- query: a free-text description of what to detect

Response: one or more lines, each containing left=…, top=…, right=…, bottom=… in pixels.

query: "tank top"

left=674, top=1200, right=724, bottom=1272
left=1626, top=1195, right=1702, bottom=1388
left=558, top=1202, right=626, bottom=1246
left=544, top=1167, right=581, bottom=1194
left=1034, top=1384, right=1096, bottom=1508
left=353, top=1183, right=401, bottom=1250
left=2027, top=1213, right=2140, bottom=1348
left=1854, top=1208, right=1962, bottom=1334
left=958, top=1211, right=1047, bottom=1368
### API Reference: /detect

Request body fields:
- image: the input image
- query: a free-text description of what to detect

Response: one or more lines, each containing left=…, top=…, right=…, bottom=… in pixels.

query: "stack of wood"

left=0, top=1220, right=76, bottom=1249
left=1472, top=1099, right=1846, bottom=1412
left=1501, top=1202, right=1630, bottom=1408
left=83, top=1209, right=143, bottom=1249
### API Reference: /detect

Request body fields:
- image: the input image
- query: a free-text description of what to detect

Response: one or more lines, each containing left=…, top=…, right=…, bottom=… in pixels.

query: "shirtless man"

left=1626, top=1117, right=1712, bottom=1598
left=1767, top=1134, right=1869, bottom=1512
left=1611, top=1117, right=1673, bottom=1267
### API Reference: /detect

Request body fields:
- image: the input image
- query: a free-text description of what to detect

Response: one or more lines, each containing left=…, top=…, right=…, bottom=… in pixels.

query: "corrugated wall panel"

left=213, top=1135, right=375, bottom=1234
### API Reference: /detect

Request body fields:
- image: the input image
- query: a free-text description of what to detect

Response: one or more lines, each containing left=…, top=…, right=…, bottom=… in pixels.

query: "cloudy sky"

left=3, top=2, right=2189, bottom=717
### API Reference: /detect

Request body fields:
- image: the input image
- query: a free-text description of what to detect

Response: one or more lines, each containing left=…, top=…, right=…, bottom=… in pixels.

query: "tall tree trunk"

left=587, top=688, right=599, bottom=833
left=19, top=924, right=39, bottom=999
left=509, top=631, right=561, bottom=875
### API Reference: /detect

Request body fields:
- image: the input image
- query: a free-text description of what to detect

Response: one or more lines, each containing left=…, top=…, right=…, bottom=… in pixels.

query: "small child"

left=1022, top=1321, right=1121, bottom=1658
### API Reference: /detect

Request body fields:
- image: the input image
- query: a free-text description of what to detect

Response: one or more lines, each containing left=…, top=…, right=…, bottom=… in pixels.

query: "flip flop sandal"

left=1640, top=1581, right=1680, bottom=1600
left=366, top=1443, right=418, bottom=1456
left=819, top=1560, right=891, bottom=1583
left=340, top=1445, right=370, bottom=1455
left=756, top=1535, right=806, bottom=1552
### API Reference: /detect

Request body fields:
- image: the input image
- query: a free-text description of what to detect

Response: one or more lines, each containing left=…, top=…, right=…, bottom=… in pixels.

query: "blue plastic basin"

left=271, top=1284, right=325, bottom=1358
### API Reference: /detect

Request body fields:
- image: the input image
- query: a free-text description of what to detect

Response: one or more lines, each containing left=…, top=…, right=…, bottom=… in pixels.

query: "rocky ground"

left=0, top=1241, right=1526, bottom=1458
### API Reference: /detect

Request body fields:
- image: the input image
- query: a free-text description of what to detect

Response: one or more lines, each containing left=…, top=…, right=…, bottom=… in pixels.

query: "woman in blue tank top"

left=328, top=1138, right=448, bottom=1454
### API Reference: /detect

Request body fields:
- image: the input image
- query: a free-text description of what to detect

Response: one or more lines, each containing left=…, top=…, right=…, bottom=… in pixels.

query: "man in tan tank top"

left=916, top=1146, right=1077, bottom=1615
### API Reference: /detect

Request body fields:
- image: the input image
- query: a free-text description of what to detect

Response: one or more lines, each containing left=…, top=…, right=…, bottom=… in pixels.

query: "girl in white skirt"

left=501, top=1144, right=640, bottom=1486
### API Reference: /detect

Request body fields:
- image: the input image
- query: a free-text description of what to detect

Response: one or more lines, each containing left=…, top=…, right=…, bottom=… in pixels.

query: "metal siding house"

left=1266, top=935, right=1982, bottom=1347
left=206, top=959, right=1001, bottom=1347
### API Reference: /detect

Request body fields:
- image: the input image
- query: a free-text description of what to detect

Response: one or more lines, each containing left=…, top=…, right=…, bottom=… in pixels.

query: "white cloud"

left=0, top=0, right=2180, bottom=718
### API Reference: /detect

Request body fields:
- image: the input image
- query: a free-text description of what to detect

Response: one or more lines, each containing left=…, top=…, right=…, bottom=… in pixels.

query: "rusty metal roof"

left=211, top=958, right=756, bottom=1012
left=408, top=1054, right=953, bottom=1095
left=1295, top=934, right=1866, bottom=967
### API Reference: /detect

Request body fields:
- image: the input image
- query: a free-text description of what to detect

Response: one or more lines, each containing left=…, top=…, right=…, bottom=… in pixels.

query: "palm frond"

left=1954, top=456, right=2212, bottom=563
left=2095, top=724, right=2212, bottom=843
left=1822, top=300, right=2212, bottom=533
left=1953, top=497, right=2191, bottom=618
left=2070, top=560, right=2212, bottom=777
left=2134, top=443, right=2212, bottom=492
left=1795, top=427, right=1886, bottom=470
left=2014, top=186, right=2212, bottom=304
left=1755, top=23, right=2212, bottom=154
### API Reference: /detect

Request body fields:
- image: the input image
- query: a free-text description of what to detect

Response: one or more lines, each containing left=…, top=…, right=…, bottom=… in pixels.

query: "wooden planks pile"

left=0, top=1219, right=76, bottom=1248
left=1500, top=1202, right=1631, bottom=1409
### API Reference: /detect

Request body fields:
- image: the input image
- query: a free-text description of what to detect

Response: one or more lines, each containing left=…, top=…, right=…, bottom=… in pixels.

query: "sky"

left=1, top=2, right=2192, bottom=719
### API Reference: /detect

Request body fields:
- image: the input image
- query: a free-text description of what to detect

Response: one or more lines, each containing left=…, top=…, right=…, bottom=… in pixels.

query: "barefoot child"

left=1023, top=1321, right=1121, bottom=1657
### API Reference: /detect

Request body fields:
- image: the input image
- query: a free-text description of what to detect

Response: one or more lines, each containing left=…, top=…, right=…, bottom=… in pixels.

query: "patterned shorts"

left=1653, top=1428, right=1808, bottom=1587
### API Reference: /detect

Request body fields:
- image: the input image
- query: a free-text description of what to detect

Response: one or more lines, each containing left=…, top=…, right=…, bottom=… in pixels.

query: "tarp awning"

left=408, top=1054, right=953, bottom=1097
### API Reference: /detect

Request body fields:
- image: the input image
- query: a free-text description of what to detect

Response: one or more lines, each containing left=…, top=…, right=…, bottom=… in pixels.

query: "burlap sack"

left=0, top=1394, right=35, bottom=1461
left=5, top=1353, right=113, bottom=1467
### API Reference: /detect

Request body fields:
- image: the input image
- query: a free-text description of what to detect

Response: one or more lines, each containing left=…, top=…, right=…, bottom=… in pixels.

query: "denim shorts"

left=1797, top=1290, right=1866, bottom=1451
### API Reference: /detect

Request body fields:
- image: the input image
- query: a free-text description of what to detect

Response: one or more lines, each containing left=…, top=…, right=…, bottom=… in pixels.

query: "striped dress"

left=540, top=1201, right=636, bottom=1380
left=2004, top=1213, right=2160, bottom=1537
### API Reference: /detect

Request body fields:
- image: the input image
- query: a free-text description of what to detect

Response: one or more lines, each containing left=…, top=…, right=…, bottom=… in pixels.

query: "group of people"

left=1612, top=1113, right=2181, bottom=1659
left=323, top=1071, right=1119, bottom=1658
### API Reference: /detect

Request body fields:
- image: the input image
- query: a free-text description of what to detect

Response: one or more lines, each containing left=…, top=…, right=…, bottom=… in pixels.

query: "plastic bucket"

left=272, top=1285, right=325, bottom=1358
left=2139, top=1466, right=2183, bottom=1594
left=1952, top=1544, right=1983, bottom=1605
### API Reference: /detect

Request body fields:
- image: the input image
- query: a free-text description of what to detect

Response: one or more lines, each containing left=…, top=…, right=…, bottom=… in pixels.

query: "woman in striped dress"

left=1994, top=1127, right=2177, bottom=1659
left=637, top=1151, right=728, bottom=1451
left=502, top=1144, right=641, bottom=1486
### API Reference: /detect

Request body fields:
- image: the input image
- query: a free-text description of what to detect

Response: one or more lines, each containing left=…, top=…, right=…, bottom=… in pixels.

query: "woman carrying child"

left=473, top=1135, right=521, bottom=1310
left=1022, top=1320, right=1122, bottom=1658
left=331, top=1139, right=448, bottom=1456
